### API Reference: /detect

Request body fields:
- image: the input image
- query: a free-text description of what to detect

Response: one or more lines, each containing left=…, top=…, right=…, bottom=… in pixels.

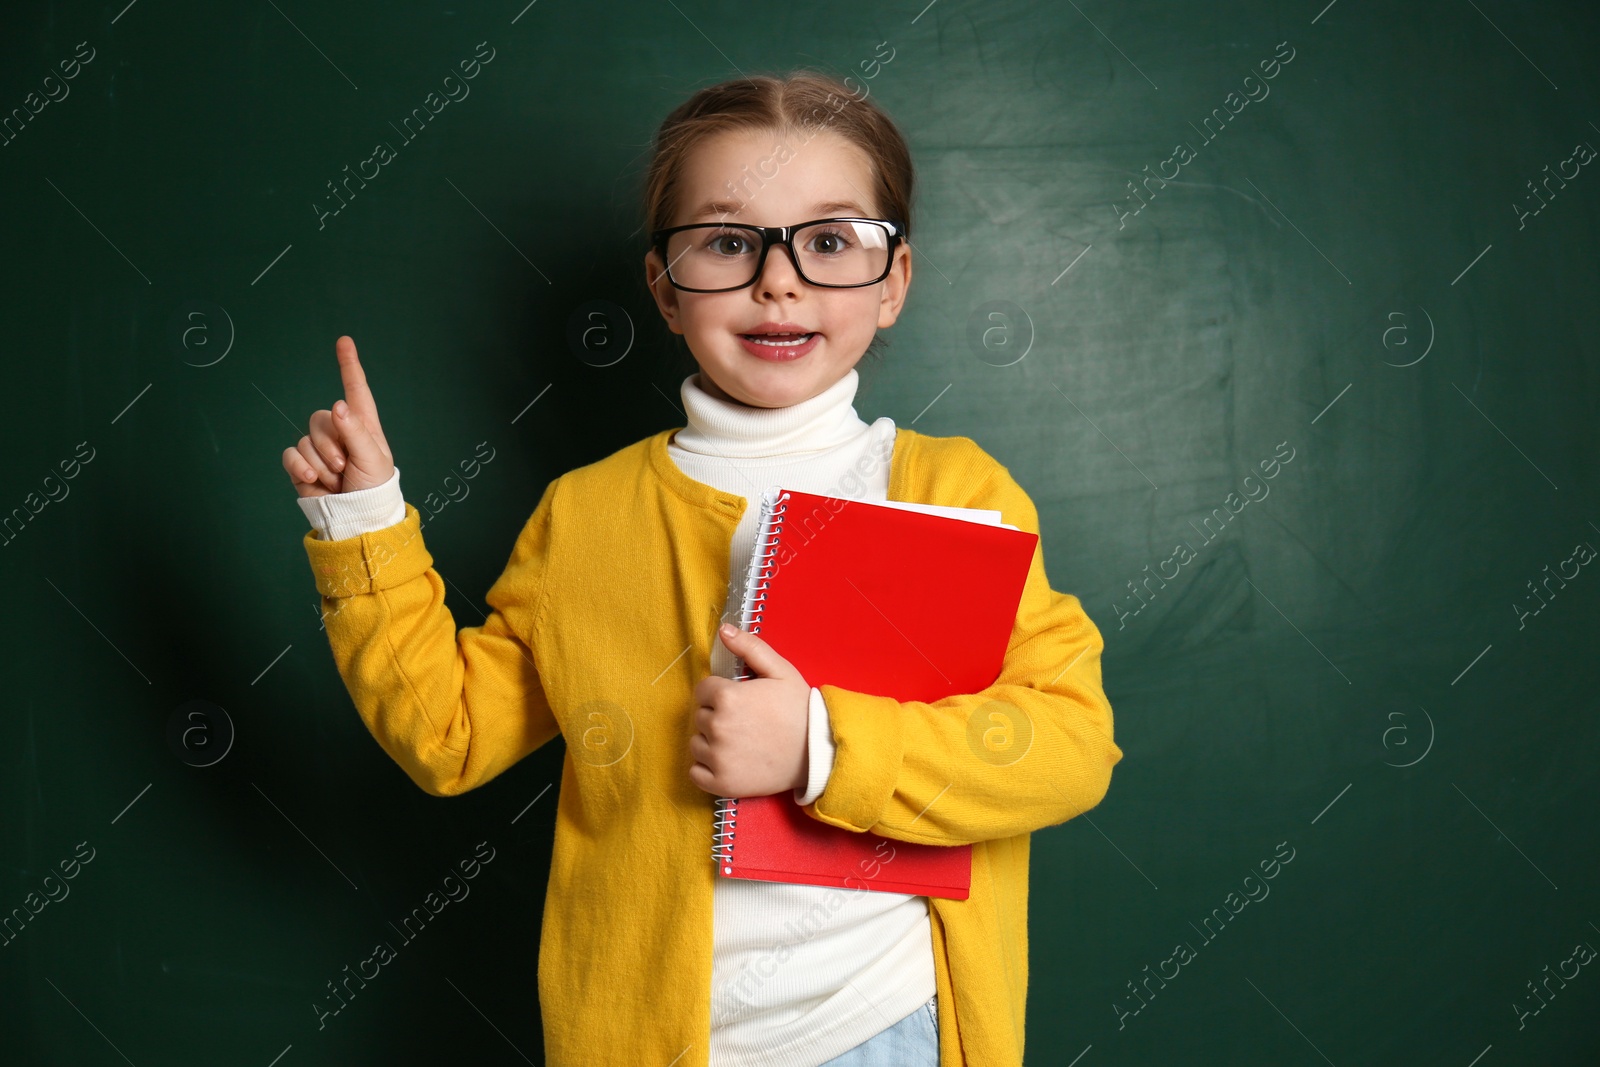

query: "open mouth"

left=740, top=332, right=817, bottom=347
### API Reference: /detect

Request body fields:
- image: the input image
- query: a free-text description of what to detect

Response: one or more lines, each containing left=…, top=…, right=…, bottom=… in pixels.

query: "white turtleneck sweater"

left=298, top=367, right=936, bottom=1066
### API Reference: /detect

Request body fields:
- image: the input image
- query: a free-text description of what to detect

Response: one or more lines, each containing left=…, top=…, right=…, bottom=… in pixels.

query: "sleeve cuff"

left=298, top=466, right=406, bottom=542
left=303, top=500, right=433, bottom=598
left=794, top=686, right=838, bottom=806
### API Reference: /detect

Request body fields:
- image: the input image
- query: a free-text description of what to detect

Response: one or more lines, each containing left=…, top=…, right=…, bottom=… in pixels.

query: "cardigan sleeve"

left=800, top=463, right=1122, bottom=846
left=302, top=479, right=561, bottom=797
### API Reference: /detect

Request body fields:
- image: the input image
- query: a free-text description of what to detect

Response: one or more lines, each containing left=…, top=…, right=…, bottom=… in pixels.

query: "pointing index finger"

left=335, top=335, right=380, bottom=426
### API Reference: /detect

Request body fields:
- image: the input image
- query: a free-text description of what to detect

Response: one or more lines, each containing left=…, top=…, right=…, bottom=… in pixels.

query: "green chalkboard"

left=2, top=1, right=1597, bottom=1064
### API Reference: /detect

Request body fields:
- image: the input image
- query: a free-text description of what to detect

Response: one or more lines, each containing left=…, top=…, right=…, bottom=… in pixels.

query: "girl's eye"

left=805, top=229, right=853, bottom=256
left=707, top=232, right=754, bottom=256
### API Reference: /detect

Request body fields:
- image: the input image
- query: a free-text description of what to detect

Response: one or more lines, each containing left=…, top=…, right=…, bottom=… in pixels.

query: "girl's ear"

left=644, top=249, right=685, bottom=335
left=876, top=243, right=913, bottom=329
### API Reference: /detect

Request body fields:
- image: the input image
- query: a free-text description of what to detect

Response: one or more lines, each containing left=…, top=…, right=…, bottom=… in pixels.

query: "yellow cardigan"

left=303, top=425, right=1123, bottom=1066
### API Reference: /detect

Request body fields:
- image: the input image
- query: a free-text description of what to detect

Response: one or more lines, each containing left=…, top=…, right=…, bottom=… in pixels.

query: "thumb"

left=720, top=624, right=797, bottom=679
left=333, top=399, right=390, bottom=483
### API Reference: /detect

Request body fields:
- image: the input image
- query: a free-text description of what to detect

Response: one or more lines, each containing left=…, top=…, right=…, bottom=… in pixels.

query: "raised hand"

left=282, top=335, right=396, bottom=498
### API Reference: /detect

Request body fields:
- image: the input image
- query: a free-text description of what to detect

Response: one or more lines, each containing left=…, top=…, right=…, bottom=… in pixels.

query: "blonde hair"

left=643, top=70, right=916, bottom=363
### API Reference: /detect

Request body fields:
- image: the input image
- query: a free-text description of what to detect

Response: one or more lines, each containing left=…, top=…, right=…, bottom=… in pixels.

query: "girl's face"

left=645, top=126, right=912, bottom=409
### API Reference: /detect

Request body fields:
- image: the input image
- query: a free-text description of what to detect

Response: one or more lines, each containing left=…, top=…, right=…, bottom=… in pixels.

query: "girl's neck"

left=673, top=369, right=869, bottom=459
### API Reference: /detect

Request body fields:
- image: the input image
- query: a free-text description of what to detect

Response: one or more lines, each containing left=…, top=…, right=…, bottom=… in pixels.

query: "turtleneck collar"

left=672, top=368, right=870, bottom=459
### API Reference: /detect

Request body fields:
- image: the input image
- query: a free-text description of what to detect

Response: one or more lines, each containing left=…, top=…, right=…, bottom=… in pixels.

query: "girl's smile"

left=737, top=322, right=822, bottom=361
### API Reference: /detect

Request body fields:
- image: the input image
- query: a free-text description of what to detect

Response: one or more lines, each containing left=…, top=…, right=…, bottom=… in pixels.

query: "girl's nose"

left=754, top=242, right=804, bottom=295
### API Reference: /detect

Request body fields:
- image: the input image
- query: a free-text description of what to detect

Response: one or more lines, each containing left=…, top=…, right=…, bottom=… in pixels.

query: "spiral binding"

left=712, top=487, right=792, bottom=872
left=711, top=796, right=738, bottom=871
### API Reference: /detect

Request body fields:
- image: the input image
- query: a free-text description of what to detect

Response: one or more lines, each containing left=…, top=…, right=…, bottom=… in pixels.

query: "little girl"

left=284, top=71, right=1122, bottom=1067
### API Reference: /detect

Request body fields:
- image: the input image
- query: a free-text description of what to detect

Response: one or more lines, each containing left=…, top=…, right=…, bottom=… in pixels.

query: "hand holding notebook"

left=712, top=486, right=1039, bottom=900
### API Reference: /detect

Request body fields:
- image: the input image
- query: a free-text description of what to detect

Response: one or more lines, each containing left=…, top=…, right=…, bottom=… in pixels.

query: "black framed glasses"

left=651, top=217, right=905, bottom=293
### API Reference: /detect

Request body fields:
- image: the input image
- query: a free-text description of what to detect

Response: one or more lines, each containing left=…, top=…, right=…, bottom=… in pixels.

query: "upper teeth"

left=748, top=333, right=811, bottom=346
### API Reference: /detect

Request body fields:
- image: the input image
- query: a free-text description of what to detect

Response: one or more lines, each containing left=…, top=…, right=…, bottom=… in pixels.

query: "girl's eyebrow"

left=688, top=199, right=867, bottom=222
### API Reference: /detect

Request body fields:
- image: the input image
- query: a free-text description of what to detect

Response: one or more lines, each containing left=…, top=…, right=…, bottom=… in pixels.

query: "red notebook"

left=711, top=486, right=1040, bottom=900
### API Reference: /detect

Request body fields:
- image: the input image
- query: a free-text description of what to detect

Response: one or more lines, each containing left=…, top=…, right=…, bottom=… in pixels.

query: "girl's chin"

left=702, top=373, right=813, bottom=409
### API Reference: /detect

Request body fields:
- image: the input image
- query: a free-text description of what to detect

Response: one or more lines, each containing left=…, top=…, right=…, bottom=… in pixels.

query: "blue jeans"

left=820, top=995, right=939, bottom=1066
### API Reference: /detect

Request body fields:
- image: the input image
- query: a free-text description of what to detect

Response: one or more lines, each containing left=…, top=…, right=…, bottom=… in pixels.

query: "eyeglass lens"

left=664, top=221, right=892, bottom=289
